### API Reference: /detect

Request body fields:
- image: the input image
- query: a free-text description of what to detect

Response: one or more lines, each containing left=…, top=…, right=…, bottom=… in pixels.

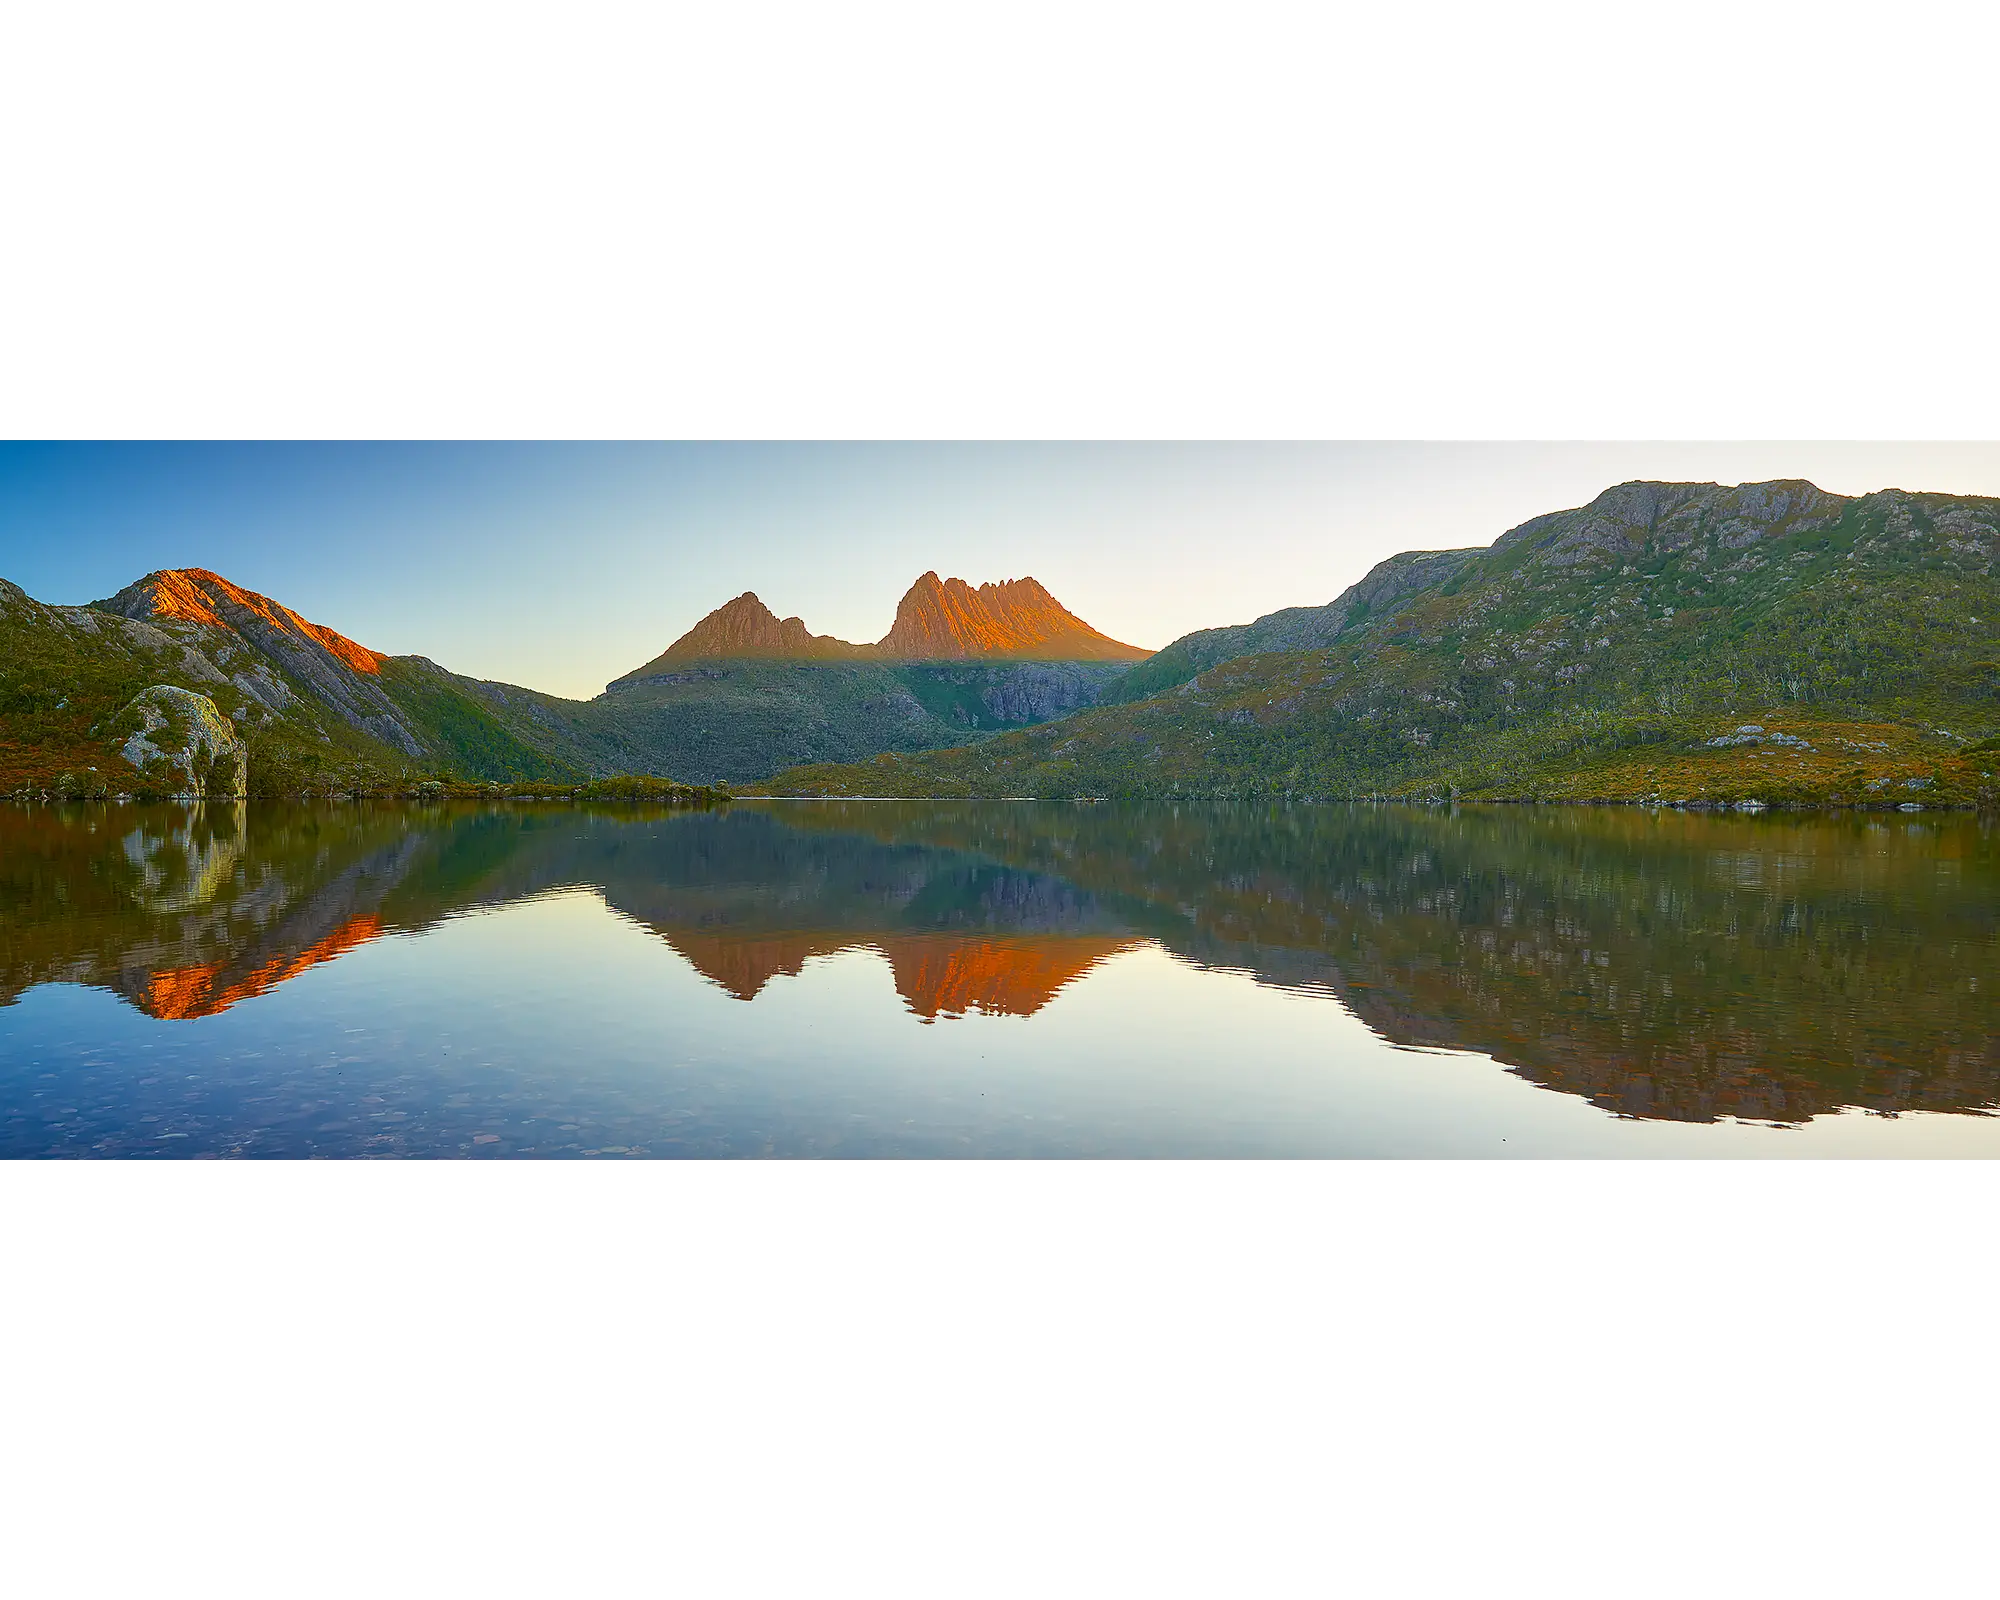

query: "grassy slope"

left=374, top=658, right=583, bottom=783
left=764, top=484, right=2000, bottom=806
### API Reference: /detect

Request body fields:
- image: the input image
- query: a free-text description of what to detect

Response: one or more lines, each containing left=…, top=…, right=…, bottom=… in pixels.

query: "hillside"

left=1101, top=547, right=1483, bottom=703
left=581, top=660, right=1129, bottom=784
left=0, top=568, right=578, bottom=796
left=764, top=480, right=2000, bottom=807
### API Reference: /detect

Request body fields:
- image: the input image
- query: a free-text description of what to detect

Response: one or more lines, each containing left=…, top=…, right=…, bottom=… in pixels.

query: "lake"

left=2, top=797, right=1996, bottom=1157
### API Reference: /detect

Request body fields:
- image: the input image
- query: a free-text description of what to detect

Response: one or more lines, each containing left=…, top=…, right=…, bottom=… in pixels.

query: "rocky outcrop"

left=971, top=663, right=1117, bottom=722
left=1490, top=478, right=1848, bottom=566
left=117, top=686, right=247, bottom=797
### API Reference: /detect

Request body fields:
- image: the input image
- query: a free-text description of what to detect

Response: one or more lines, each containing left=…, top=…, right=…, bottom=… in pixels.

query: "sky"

left=4, top=441, right=1999, bottom=701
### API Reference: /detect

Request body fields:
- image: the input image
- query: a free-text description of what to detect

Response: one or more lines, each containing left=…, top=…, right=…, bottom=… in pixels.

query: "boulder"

left=117, top=685, right=247, bottom=797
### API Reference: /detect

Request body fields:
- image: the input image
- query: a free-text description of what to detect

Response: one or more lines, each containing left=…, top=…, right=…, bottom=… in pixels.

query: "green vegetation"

left=375, top=659, right=585, bottom=782
left=767, top=482, right=2000, bottom=807
left=567, top=659, right=1125, bottom=784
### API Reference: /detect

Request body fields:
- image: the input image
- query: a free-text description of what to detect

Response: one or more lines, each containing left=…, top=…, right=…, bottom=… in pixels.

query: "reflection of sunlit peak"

left=656, top=929, right=1144, bottom=1020
left=143, top=962, right=227, bottom=1021
left=661, top=931, right=861, bottom=1001
left=886, top=936, right=1142, bottom=1021
left=141, top=915, right=384, bottom=1020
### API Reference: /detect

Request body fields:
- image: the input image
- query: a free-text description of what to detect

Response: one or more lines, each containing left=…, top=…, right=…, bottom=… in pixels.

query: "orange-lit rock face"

left=662, top=928, right=1140, bottom=1018
left=140, top=915, right=384, bottom=1020
left=125, top=569, right=385, bottom=675
left=876, top=573, right=1149, bottom=662
left=653, top=593, right=865, bottom=666
left=622, top=574, right=1149, bottom=676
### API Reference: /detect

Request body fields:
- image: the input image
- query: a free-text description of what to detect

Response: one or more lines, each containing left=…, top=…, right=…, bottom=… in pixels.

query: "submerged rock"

left=118, top=685, right=247, bottom=797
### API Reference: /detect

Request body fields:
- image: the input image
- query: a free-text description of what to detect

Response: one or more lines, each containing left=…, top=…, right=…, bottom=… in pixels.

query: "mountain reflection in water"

left=2, top=798, right=1997, bottom=1152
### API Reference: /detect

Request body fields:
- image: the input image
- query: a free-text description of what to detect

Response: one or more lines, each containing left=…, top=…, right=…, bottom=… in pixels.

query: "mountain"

left=611, top=571, right=1147, bottom=684
left=765, top=479, right=2000, bottom=806
left=0, top=565, right=1136, bottom=796
left=580, top=570, right=1145, bottom=782
left=98, top=568, right=414, bottom=755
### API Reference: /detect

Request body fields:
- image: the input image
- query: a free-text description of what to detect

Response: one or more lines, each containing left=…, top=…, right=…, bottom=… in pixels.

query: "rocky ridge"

left=613, top=571, right=1147, bottom=685
left=876, top=573, right=1147, bottom=661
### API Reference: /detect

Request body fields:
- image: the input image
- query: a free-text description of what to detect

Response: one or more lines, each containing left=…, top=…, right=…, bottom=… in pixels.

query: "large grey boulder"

left=118, top=685, right=248, bottom=797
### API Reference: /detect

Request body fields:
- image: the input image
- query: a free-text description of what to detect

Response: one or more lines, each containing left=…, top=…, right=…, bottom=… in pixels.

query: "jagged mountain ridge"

left=766, top=478, right=2000, bottom=805
left=613, top=570, right=1148, bottom=684
left=878, top=573, right=1147, bottom=661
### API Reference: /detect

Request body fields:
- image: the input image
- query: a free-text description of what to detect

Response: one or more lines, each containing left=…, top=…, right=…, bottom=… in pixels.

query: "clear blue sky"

left=5, top=442, right=1998, bottom=700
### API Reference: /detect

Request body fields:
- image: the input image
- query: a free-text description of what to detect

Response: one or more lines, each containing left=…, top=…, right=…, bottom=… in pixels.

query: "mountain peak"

left=98, top=567, right=385, bottom=676
left=614, top=590, right=865, bottom=682
left=877, top=573, right=1147, bottom=661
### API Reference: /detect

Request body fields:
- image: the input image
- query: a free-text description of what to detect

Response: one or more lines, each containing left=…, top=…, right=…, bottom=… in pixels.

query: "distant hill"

left=612, top=571, right=1148, bottom=685
left=766, top=479, right=2000, bottom=807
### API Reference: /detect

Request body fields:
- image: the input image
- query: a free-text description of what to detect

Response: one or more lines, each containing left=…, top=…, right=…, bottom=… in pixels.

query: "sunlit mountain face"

left=614, top=571, right=1150, bottom=679
left=3, top=799, right=1997, bottom=1135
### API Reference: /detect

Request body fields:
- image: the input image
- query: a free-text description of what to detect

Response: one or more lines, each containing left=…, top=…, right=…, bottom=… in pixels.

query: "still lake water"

left=2, top=797, right=1997, bottom=1157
